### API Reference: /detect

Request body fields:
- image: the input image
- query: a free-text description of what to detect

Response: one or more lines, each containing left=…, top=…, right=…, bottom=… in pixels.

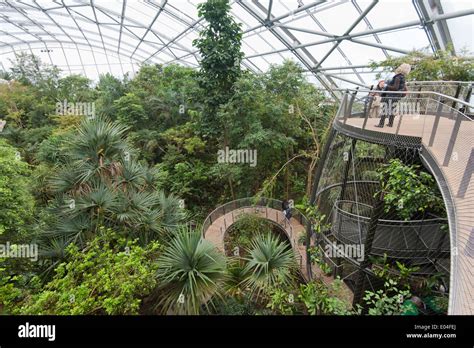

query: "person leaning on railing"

left=376, top=63, right=411, bottom=128
left=368, top=80, right=385, bottom=118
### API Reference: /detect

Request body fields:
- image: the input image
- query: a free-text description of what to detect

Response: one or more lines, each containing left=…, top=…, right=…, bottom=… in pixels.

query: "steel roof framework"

left=0, top=0, right=472, bottom=95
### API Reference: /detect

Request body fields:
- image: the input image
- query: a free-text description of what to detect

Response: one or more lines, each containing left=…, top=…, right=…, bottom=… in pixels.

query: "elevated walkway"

left=334, top=87, right=473, bottom=314
left=201, top=198, right=309, bottom=280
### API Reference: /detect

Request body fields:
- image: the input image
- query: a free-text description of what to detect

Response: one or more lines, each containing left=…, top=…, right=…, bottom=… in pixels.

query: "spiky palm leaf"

left=116, top=160, right=146, bottom=190
left=67, top=116, right=131, bottom=165
left=155, top=191, right=188, bottom=231
left=41, top=116, right=189, bottom=257
left=223, top=258, right=249, bottom=297
left=243, top=233, right=297, bottom=299
left=155, top=227, right=226, bottom=315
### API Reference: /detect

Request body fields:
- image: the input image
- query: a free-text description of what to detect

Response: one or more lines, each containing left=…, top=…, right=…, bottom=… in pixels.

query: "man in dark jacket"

left=282, top=199, right=292, bottom=220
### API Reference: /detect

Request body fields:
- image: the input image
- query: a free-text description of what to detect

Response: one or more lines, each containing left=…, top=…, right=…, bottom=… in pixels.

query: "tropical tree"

left=114, top=92, right=148, bottom=129
left=8, top=52, right=60, bottom=99
left=57, top=74, right=94, bottom=102
left=193, top=0, right=243, bottom=139
left=0, top=139, right=34, bottom=241
left=17, top=229, right=160, bottom=315
left=154, top=227, right=226, bottom=314
left=370, top=46, right=474, bottom=82
left=41, top=116, right=187, bottom=257
left=243, top=233, right=297, bottom=299
left=95, top=73, right=127, bottom=118
left=128, top=64, right=200, bottom=132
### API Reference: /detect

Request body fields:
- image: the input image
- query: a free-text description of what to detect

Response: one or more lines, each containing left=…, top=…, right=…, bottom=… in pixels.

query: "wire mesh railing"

left=336, top=88, right=474, bottom=154
left=328, top=83, right=473, bottom=314
left=332, top=199, right=449, bottom=258
left=406, top=81, right=472, bottom=113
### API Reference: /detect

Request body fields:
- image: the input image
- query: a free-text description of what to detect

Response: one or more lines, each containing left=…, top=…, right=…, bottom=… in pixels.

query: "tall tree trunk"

left=306, top=158, right=317, bottom=198
left=228, top=176, right=235, bottom=200
left=285, top=149, right=290, bottom=198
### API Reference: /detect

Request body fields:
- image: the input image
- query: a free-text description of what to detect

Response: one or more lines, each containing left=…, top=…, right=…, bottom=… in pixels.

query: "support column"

left=352, top=149, right=392, bottom=308
left=305, top=127, right=337, bottom=280
left=352, top=194, right=385, bottom=308
left=334, top=138, right=357, bottom=278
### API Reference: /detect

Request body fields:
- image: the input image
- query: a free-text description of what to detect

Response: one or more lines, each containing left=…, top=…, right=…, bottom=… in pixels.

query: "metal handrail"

left=334, top=200, right=447, bottom=224
left=202, top=197, right=309, bottom=236
left=201, top=197, right=309, bottom=267
left=406, top=81, right=473, bottom=85
left=335, top=88, right=474, bottom=109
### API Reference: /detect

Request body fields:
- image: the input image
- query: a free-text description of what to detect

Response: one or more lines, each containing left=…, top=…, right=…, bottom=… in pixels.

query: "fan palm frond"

left=154, top=227, right=226, bottom=315
left=243, top=233, right=297, bottom=299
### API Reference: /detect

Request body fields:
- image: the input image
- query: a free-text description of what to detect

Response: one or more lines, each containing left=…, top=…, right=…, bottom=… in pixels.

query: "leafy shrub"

left=298, top=279, right=351, bottom=315
left=376, top=159, right=445, bottom=220
left=0, top=139, right=34, bottom=240
left=363, top=279, right=411, bottom=315
left=17, top=229, right=160, bottom=315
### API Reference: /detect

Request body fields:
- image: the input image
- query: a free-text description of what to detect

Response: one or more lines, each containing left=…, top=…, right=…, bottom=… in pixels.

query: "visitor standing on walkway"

left=282, top=199, right=292, bottom=220
left=376, top=63, right=411, bottom=128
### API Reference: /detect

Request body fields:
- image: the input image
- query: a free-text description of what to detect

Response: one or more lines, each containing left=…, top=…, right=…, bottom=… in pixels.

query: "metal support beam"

left=314, top=0, right=379, bottom=70
left=351, top=195, right=384, bottom=308
left=239, top=0, right=339, bottom=98
left=414, top=0, right=455, bottom=52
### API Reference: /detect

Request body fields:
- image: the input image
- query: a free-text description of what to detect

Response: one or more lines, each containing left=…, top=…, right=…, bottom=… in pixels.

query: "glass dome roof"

left=0, top=0, right=472, bottom=93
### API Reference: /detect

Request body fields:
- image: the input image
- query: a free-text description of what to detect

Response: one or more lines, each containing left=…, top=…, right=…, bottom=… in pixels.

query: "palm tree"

left=223, top=258, right=249, bottom=297
left=154, top=227, right=226, bottom=315
left=243, top=233, right=297, bottom=299
left=41, top=116, right=187, bottom=254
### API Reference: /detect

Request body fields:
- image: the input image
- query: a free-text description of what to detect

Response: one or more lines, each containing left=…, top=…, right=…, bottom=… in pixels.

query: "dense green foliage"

left=370, top=47, right=474, bottom=81
left=18, top=230, right=160, bottom=315
left=377, top=159, right=445, bottom=220
left=0, top=0, right=452, bottom=316
left=0, top=140, right=34, bottom=240
left=225, top=213, right=274, bottom=255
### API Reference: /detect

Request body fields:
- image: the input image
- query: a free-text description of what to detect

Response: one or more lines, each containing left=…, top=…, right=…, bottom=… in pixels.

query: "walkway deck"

left=202, top=204, right=355, bottom=304
left=204, top=206, right=310, bottom=280
left=345, top=114, right=474, bottom=314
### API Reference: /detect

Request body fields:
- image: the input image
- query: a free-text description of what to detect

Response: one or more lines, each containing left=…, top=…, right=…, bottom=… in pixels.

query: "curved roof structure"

left=0, top=0, right=473, bottom=95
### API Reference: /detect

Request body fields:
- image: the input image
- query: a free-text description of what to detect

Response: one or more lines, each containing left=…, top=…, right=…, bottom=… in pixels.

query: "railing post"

left=428, top=96, right=443, bottom=147
left=442, top=116, right=462, bottom=167
left=457, top=149, right=474, bottom=198
left=337, top=92, right=349, bottom=119
left=344, top=89, right=358, bottom=125
left=362, top=95, right=373, bottom=129
left=463, top=84, right=472, bottom=104
left=452, top=84, right=462, bottom=110
left=395, top=111, right=404, bottom=136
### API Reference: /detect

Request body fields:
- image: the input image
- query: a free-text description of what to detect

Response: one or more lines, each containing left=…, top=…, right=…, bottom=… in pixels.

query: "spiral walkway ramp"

left=327, top=83, right=473, bottom=314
